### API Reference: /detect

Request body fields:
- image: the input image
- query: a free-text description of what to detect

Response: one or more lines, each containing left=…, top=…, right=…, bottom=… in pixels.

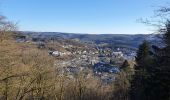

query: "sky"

left=0, top=0, right=169, bottom=34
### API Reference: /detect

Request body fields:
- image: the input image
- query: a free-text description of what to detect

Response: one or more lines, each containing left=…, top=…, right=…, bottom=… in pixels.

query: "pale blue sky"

left=0, top=0, right=169, bottom=34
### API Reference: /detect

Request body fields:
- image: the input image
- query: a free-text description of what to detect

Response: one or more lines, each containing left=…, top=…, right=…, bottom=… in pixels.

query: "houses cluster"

left=49, top=43, right=135, bottom=84
left=48, top=50, right=71, bottom=57
left=93, top=62, right=120, bottom=75
left=93, top=62, right=120, bottom=83
left=112, top=51, right=124, bottom=58
left=72, top=49, right=98, bottom=55
left=62, top=44, right=73, bottom=48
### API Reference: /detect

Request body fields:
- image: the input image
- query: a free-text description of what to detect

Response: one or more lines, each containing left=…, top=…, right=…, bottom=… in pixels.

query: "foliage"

left=130, top=41, right=154, bottom=100
left=121, top=60, right=130, bottom=71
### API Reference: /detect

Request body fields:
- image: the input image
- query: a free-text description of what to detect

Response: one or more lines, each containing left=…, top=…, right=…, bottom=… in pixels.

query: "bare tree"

left=0, top=15, right=16, bottom=42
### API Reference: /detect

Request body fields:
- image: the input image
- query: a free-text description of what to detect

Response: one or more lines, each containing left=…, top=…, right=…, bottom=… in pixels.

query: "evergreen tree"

left=121, top=60, right=130, bottom=71
left=163, top=20, right=170, bottom=100
left=130, top=41, right=153, bottom=100
left=148, top=20, right=170, bottom=100
left=131, top=21, right=170, bottom=100
left=135, top=41, right=151, bottom=69
left=164, top=20, right=170, bottom=46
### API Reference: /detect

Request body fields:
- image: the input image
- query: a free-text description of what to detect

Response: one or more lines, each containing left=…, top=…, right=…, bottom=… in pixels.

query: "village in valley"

left=15, top=32, right=137, bottom=83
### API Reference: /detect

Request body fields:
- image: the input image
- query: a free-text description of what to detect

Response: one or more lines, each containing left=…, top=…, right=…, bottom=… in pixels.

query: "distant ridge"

left=16, top=31, right=162, bottom=49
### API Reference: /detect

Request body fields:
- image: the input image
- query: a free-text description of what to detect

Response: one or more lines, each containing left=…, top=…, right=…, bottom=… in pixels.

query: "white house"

left=52, top=51, right=60, bottom=57
left=112, top=51, right=123, bottom=58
